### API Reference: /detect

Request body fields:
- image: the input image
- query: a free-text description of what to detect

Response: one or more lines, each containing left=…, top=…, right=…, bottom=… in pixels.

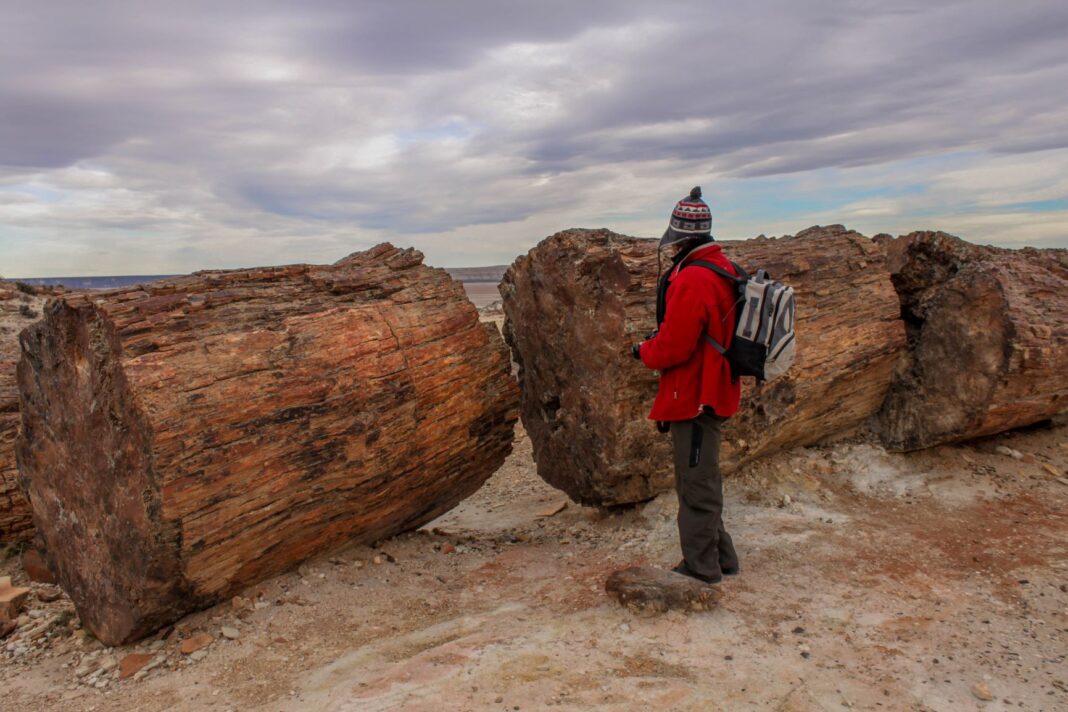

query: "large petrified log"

left=16, top=244, right=518, bottom=644
left=876, top=231, right=1068, bottom=450
left=0, top=282, right=49, bottom=542
left=501, top=226, right=905, bottom=506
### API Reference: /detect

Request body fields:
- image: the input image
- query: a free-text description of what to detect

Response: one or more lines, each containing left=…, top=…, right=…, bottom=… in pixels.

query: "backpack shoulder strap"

left=702, top=333, right=727, bottom=355
left=687, top=259, right=743, bottom=284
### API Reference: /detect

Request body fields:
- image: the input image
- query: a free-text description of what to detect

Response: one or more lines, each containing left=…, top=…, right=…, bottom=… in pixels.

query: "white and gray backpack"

left=688, top=259, right=797, bottom=382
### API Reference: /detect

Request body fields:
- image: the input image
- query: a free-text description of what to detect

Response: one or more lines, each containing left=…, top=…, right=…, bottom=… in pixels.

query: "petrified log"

left=876, top=231, right=1068, bottom=450
left=0, top=282, right=49, bottom=542
left=16, top=244, right=518, bottom=644
left=605, top=566, right=719, bottom=612
left=501, top=226, right=905, bottom=506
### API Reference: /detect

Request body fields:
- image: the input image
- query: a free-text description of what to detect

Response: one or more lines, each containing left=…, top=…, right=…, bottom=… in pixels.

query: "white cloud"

left=1, top=0, right=1067, bottom=276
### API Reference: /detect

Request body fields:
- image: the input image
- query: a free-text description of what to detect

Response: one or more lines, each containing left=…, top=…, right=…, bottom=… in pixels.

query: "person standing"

left=632, top=187, right=742, bottom=584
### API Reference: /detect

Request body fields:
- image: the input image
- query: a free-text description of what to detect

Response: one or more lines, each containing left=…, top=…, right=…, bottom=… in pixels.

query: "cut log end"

left=17, top=299, right=189, bottom=644
left=877, top=232, right=1068, bottom=450
left=605, top=565, right=720, bottom=612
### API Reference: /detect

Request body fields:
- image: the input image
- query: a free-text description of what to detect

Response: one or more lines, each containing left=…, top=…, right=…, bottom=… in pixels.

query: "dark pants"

left=671, top=410, right=739, bottom=580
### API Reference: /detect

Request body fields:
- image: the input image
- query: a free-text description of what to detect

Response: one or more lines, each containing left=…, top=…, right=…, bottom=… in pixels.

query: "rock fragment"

left=180, top=633, right=213, bottom=655
left=119, top=652, right=155, bottom=679
left=605, top=566, right=720, bottom=612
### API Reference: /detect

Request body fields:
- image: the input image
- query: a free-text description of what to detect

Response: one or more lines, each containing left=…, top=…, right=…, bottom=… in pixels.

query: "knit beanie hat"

left=660, top=186, right=712, bottom=248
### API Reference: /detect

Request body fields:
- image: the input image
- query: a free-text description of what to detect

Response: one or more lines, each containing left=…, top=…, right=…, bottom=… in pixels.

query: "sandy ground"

left=2, top=306, right=1067, bottom=711
left=3, top=410, right=1067, bottom=712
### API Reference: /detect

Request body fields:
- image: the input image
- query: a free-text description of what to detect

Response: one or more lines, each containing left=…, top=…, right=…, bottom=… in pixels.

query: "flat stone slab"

left=605, top=566, right=720, bottom=612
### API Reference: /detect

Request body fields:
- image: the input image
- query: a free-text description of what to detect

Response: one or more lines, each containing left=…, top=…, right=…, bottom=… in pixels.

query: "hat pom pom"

left=690, top=186, right=702, bottom=199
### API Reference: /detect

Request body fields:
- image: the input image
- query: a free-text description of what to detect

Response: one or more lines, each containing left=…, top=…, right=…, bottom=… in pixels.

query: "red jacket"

left=638, top=242, right=742, bottom=421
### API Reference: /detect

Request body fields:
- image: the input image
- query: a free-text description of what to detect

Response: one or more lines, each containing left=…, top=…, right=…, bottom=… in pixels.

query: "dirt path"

left=3, top=419, right=1067, bottom=711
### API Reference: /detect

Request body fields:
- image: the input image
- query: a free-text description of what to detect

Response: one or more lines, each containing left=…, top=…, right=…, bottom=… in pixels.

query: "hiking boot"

left=672, top=560, right=722, bottom=585
left=721, top=564, right=740, bottom=577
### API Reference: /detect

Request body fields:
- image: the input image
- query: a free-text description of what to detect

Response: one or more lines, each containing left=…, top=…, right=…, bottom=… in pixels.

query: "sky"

left=2, top=0, right=1067, bottom=277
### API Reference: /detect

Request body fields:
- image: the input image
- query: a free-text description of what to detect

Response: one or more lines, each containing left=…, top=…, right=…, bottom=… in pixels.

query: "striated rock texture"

left=876, top=231, right=1068, bottom=450
left=0, top=282, right=50, bottom=542
left=16, top=244, right=518, bottom=645
left=501, top=226, right=905, bottom=506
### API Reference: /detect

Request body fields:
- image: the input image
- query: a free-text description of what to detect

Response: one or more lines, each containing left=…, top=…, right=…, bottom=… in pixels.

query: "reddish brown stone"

left=21, top=547, right=56, bottom=584
left=501, top=226, right=905, bottom=506
left=179, top=633, right=213, bottom=655
left=16, top=244, right=518, bottom=645
left=877, top=232, right=1068, bottom=450
left=0, top=581, right=30, bottom=621
left=119, top=652, right=155, bottom=679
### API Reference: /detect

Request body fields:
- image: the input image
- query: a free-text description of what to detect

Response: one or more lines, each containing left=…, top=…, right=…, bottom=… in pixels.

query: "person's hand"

left=631, top=343, right=642, bottom=360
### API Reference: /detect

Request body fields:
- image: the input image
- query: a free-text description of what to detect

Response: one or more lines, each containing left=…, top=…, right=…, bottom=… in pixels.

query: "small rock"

left=0, top=582, right=31, bottom=620
left=0, top=619, right=16, bottom=639
left=372, top=556, right=383, bottom=565
left=119, top=653, right=154, bottom=680
left=994, top=445, right=1023, bottom=460
left=1041, top=462, right=1063, bottom=477
left=440, top=543, right=456, bottom=555
left=604, top=566, right=720, bottom=613
left=780, top=494, right=792, bottom=507
left=254, top=600, right=270, bottom=610
left=971, top=682, right=994, bottom=701
left=619, top=623, right=631, bottom=633
left=230, top=596, right=249, bottom=611
left=179, top=633, right=213, bottom=655
left=96, top=654, right=118, bottom=674
left=189, top=649, right=209, bottom=662
left=34, top=587, right=63, bottom=603
left=221, top=626, right=240, bottom=640
left=142, top=655, right=165, bottom=673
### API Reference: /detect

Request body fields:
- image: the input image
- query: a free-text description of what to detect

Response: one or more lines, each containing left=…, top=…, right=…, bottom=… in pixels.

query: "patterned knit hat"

left=660, top=186, right=712, bottom=247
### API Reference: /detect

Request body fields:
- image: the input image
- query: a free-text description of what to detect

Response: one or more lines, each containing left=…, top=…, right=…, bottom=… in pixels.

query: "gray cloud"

left=2, top=0, right=1068, bottom=274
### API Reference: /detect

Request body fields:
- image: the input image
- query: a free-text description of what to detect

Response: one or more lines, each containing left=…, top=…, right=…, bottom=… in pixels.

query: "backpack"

left=688, top=259, right=797, bottom=382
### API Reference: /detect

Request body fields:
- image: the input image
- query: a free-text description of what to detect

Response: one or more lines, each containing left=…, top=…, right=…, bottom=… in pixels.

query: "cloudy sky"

left=2, top=0, right=1067, bottom=277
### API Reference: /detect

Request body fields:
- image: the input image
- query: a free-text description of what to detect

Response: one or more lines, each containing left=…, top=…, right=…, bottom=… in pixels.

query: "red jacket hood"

left=670, top=242, right=725, bottom=279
